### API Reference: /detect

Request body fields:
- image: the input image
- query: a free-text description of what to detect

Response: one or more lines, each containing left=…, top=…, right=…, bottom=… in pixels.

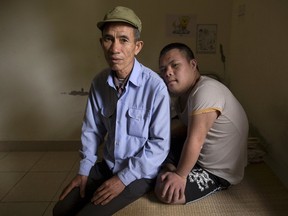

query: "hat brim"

left=97, top=19, right=139, bottom=31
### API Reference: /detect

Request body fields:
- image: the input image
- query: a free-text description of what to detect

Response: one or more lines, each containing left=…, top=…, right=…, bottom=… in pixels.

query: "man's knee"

left=53, top=201, right=70, bottom=216
left=52, top=188, right=83, bottom=216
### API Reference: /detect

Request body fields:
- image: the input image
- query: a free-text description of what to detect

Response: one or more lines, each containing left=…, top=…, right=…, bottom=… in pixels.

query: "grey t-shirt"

left=175, top=76, right=248, bottom=184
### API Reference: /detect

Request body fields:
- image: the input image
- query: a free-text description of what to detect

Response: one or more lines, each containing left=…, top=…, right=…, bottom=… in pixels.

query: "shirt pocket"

left=127, top=108, right=150, bottom=138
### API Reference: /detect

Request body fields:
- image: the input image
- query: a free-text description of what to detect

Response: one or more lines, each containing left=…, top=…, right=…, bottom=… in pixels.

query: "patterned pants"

left=185, top=164, right=230, bottom=203
left=164, top=136, right=230, bottom=203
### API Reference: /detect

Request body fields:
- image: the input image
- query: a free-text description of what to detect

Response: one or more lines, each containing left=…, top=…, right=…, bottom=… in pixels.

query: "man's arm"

left=79, top=85, right=107, bottom=176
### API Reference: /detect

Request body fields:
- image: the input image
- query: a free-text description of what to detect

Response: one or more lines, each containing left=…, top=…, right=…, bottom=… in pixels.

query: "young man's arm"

left=157, top=111, right=218, bottom=204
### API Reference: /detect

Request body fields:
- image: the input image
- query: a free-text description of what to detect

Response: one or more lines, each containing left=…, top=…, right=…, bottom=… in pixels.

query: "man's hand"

left=91, top=175, right=125, bottom=205
left=59, top=175, right=88, bottom=200
left=155, top=171, right=186, bottom=204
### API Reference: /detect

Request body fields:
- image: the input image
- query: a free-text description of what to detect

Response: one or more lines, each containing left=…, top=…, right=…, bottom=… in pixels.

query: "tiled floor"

left=0, top=151, right=80, bottom=216
left=1, top=151, right=287, bottom=216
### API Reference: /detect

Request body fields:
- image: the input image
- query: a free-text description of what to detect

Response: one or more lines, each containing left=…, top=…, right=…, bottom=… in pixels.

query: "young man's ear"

left=190, top=59, right=198, bottom=70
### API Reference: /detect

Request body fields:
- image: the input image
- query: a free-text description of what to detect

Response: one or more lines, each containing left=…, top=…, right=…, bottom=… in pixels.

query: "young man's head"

left=159, top=43, right=196, bottom=63
left=159, top=43, right=200, bottom=96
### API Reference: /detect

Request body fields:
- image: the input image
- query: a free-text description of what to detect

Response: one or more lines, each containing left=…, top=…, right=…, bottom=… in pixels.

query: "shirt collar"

left=107, top=58, right=142, bottom=88
left=128, top=58, right=142, bottom=87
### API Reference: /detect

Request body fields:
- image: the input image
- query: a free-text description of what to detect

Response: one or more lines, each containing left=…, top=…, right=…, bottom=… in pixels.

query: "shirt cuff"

left=78, top=159, right=94, bottom=176
left=117, top=168, right=137, bottom=186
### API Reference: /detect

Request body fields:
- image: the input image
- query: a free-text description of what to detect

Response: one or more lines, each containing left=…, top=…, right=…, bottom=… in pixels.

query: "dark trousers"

left=53, top=161, right=154, bottom=216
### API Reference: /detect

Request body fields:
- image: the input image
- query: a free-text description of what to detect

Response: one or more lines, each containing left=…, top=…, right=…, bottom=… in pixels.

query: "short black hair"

left=159, top=42, right=199, bottom=70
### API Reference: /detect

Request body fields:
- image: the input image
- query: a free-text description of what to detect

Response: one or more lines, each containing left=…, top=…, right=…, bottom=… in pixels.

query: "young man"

left=155, top=43, right=248, bottom=204
left=53, top=6, right=170, bottom=215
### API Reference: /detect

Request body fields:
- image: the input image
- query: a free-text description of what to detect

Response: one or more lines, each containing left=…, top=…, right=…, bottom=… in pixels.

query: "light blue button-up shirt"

left=79, top=59, right=170, bottom=186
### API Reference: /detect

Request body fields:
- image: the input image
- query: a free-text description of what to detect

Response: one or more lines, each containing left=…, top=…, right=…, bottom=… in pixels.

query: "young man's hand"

left=155, top=171, right=186, bottom=204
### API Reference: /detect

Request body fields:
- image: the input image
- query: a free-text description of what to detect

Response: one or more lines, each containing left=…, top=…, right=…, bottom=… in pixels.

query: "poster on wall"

left=196, top=24, right=217, bottom=53
left=166, top=14, right=196, bottom=37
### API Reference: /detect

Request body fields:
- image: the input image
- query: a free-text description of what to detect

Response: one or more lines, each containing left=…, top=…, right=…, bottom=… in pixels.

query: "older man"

left=53, top=6, right=170, bottom=216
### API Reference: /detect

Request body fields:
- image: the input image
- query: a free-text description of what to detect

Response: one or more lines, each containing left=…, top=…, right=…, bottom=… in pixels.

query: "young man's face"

left=159, top=49, right=197, bottom=95
left=100, top=23, right=143, bottom=78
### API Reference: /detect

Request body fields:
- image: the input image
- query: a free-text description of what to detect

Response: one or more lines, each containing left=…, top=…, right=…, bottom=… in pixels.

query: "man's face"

left=100, top=23, right=143, bottom=78
left=159, top=49, right=197, bottom=95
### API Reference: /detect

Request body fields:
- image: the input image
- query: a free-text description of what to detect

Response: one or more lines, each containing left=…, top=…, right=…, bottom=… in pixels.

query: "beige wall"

left=0, top=0, right=232, bottom=141
left=229, top=0, right=288, bottom=186
left=1, top=0, right=287, bottom=184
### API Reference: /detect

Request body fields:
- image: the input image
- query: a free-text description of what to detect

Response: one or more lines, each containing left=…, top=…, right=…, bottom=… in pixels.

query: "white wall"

left=0, top=0, right=104, bottom=141
left=1, top=0, right=287, bottom=187
left=0, top=0, right=232, bottom=142
left=229, top=0, right=288, bottom=187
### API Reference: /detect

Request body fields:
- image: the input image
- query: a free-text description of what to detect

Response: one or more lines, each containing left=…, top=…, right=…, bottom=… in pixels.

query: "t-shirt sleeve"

left=188, top=83, right=225, bottom=116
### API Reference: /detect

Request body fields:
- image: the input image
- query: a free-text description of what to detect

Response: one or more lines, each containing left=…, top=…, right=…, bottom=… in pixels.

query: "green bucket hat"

left=97, top=6, right=142, bottom=32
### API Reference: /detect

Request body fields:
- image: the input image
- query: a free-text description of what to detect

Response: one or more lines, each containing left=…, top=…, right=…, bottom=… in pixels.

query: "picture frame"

left=166, top=14, right=196, bottom=37
left=196, top=24, right=217, bottom=53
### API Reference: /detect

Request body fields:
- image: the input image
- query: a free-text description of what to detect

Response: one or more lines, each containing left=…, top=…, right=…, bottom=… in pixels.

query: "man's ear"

left=135, top=40, right=144, bottom=56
